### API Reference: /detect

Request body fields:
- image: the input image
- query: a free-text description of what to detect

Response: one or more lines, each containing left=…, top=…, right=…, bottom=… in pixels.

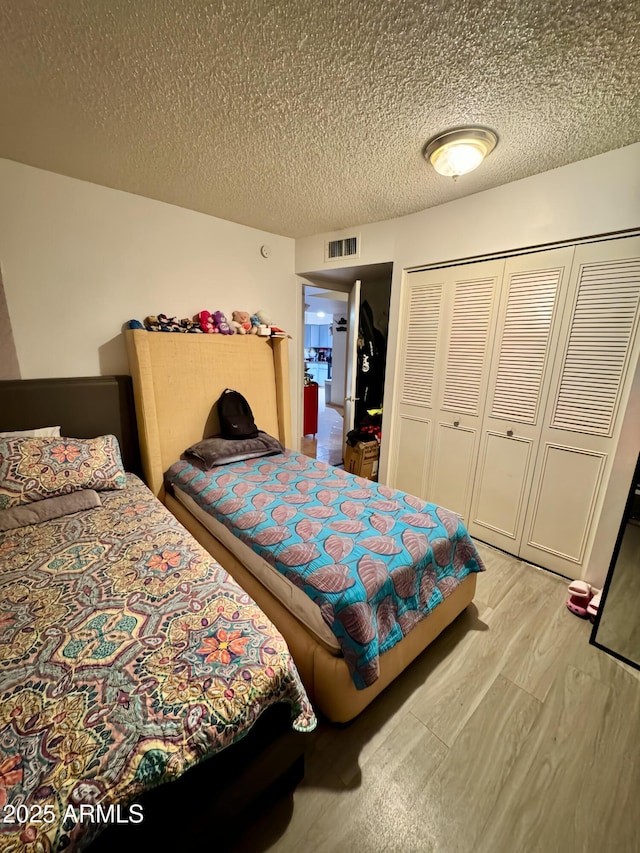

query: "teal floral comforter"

left=166, top=452, right=485, bottom=689
left=0, top=475, right=315, bottom=852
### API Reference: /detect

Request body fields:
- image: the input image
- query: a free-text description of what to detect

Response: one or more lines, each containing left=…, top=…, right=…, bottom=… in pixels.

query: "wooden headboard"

left=0, top=375, right=141, bottom=475
left=126, top=329, right=291, bottom=496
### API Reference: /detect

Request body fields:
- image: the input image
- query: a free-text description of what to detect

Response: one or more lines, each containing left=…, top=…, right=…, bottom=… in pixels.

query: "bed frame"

left=0, top=374, right=306, bottom=848
left=126, top=329, right=477, bottom=723
left=0, top=375, right=141, bottom=475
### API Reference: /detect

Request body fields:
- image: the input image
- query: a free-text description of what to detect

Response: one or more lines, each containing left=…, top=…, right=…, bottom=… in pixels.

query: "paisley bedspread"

left=0, top=474, right=315, bottom=853
left=166, top=452, right=485, bottom=689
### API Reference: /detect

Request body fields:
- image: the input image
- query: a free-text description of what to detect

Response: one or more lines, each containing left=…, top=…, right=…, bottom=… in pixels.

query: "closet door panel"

left=429, top=422, right=476, bottom=518
left=393, top=415, right=431, bottom=498
left=440, top=274, right=498, bottom=416
left=389, top=269, right=445, bottom=496
left=550, top=257, right=640, bottom=437
left=472, top=432, right=533, bottom=540
left=400, top=277, right=443, bottom=409
left=424, top=259, right=504, bottom=517
left=468, top=247, right=575, bottom=552
left=526, top=444, right=606, bottom=565
left=521, top=237, right=640, bottom=575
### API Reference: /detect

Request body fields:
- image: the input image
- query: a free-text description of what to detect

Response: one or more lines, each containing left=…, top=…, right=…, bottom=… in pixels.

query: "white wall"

left=0, top=158, right=300, bottom=441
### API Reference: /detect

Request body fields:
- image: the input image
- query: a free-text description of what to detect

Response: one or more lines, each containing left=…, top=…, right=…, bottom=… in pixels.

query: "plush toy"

left=214, top=310, right=234, bottom=335
left=255, top=309, right=271, bottom=326
left=179, top=317, right=201, bottom=333
left=250, top=314, right=261, bottom=332
left=128, top=319, right=145, bottom=330
left=198, top=310, right=216, bottom=333
left=254, top=309, right=272, bottom=336
left=231, top=310, right=255, bottom=335
left=157, top=313, right=182, bottom=332
left=144, top=315, right=162, bottom=331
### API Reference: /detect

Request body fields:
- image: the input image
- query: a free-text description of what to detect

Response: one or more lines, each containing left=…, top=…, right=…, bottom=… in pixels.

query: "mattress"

left=165, top=451, right=485, bottom=689
left=171, top=484, right=342, bottom=654
left=0, top=474, right=315, bottom=852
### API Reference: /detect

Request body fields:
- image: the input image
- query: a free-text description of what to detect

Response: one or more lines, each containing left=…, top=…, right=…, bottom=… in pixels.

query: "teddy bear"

left=213, top=310, right=234, bottom=334
left=231, top=310, right=256, bottom=335
left=198, top=310, right=216, bottom=333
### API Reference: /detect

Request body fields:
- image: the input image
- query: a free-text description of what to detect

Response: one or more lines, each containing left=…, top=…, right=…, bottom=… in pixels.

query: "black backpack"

left=217, top=388, right=259, bottom=440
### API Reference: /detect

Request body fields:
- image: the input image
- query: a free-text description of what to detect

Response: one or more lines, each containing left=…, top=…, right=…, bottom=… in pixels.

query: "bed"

left=126, top=329, right=484, bottom=723
left=0, top=376, right=315, bottom=853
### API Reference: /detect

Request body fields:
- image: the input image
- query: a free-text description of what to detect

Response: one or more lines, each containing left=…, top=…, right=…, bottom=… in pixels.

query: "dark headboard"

left=0, top=376, right=141, bottom=476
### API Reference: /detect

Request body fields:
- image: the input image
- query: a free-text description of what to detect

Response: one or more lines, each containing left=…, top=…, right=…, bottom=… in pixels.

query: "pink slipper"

left=587, top=591, right=601, bottom=621
left=566, top=580, right=593, bottom=618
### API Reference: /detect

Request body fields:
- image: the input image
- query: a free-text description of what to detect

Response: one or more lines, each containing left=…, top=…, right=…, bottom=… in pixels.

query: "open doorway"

left=299, top=263, right=393, bottom=471
left=301, top=284, right=347, bottom=466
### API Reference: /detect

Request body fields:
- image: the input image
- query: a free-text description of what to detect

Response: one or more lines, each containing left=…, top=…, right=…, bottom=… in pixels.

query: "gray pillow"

left=184, top=432, right=285, bottom=468
left=0, top=489, right=102, bottom=531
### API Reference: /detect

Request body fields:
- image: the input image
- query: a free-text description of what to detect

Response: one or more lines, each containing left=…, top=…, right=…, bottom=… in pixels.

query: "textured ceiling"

left=1, top=0, right=639, bottom=238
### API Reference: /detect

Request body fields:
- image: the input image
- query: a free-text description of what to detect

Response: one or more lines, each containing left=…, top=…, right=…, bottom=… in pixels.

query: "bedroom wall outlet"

left=260, top=244, right=271, bottom=258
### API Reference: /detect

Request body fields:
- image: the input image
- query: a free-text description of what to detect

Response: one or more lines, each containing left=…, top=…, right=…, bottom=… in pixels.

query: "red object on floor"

left=303, top=383, right=318, bottom=437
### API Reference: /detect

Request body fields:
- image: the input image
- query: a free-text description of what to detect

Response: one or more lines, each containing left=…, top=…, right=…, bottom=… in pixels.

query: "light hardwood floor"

left=233, top=542, right=640, bottom=853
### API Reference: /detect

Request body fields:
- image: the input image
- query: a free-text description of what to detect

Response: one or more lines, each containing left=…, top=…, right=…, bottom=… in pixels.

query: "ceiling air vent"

left=325, top=235, right=360, bottom=262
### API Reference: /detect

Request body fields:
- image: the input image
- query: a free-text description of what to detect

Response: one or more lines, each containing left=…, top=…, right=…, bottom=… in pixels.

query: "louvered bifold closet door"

left=425, top=259, right=504, bottom=522
left=520, top=236, right=640, bottom=576
left=468, top=247, right=575, bottom=553
left=390, top=269, right=445, bottom=498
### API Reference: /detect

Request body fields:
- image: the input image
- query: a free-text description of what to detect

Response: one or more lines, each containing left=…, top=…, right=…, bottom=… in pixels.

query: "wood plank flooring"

left=231, top=542, right=640, bottom=853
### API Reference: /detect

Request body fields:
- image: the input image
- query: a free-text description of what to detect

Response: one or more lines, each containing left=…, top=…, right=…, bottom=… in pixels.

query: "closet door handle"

left=507, top=429, right=514, bottom=437
left=453, top=419, right=460, bottom=427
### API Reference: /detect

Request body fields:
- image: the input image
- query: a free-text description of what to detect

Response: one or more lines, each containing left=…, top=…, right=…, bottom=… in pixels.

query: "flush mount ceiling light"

left=424, top=127, right=498, bottom=178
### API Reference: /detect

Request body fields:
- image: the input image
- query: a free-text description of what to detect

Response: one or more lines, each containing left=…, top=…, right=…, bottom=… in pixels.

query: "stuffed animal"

left=144, top=315, right=161, bottom=331
left=128, top=319, right=145, bottom=330
left=179, top=317, right=201, bottom=333
left=255, top=309, right=271, bottom=326
left=254, top=309, right=272, bottom=336
left=198, top=310, right=216, bottom=333
left=231, top=310, right=255, bottom=335
left=157, top=313, right=182, bottom=332
left=214, top=310, right=234, bottom=335
left=250, top=314, right=261, bottom=332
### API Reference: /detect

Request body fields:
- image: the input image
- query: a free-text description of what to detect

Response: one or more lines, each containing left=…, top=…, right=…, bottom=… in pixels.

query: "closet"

left=390, top=235, right=640, bottom=578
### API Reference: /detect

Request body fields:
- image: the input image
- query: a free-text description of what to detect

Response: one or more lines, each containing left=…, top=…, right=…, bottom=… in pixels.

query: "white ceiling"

left=1, top=1, right=639, bottom=238
left=304, top=286, right=348, bottom=322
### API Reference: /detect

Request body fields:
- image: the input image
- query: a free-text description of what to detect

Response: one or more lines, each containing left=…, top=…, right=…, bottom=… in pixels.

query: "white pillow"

left=0, top=426, right=61, bottom=438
